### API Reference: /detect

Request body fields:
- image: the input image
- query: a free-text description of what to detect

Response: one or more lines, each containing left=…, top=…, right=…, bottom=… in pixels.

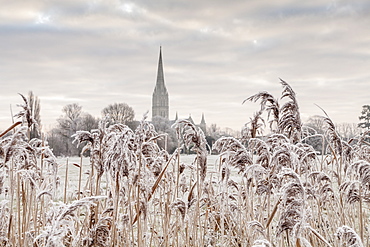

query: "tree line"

left=9, top=92, right=370, bottom=157
left=48, top=102, right=136, bottom=156
left=302, top=105, right=370, bottom=154
left=21, top=92, right=226, bottom=156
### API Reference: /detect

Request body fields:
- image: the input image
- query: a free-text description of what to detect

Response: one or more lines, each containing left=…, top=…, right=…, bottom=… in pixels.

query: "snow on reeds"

left=1, top=83, right=370, bottom=246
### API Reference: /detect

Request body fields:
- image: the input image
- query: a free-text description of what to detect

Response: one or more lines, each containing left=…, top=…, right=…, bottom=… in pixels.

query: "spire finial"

left=155, top=46, right=165, bottom=88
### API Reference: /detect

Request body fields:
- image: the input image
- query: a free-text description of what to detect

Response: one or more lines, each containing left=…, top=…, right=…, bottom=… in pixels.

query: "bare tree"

left=305, top=115, right=325, bottom=134
left=336, top=122, right=361, bottom=141
left=56, top=103, right=83, bottom=156
left=303, top=115, right=326, bottom=154
left=207, top=123, right=221, bottom=140
left=80, top=113, right=99, bottom=131
left=58, top=103, right=82, bottom=134
left=102, top=103, right=135, bottom=125
left=48, top=104, right=98, bottom=156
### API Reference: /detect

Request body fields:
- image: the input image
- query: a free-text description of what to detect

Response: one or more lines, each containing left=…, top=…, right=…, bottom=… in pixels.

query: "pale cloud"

left=0, top=0, right=369, bottom=131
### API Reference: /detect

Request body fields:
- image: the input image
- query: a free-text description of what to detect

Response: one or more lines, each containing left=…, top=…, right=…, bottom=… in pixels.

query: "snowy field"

left=56, top=154, right=234, bottom=200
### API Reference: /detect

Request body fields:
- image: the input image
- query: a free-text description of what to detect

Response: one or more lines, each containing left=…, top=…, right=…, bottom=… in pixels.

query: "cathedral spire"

left=155, top=46, right=166, bottom=90
left=200, top=113, right=206, bottom=124
left=152, top=46, right=169, bottom=120
left=199, top=113, right=207, bottom=135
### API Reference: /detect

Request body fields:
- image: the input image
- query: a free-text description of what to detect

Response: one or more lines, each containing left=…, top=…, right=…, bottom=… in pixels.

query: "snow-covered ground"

left=56, top=154, right=233, bottom=200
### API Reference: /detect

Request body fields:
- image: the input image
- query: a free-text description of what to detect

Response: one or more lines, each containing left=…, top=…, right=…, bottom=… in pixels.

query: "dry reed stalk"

left=64, top=158, right=69, bottom=203
left=38, top=193, right=45, bottom=239
left=93, top=172, right=102, bottom=231
left=149, top=201, right=156, bottom=246
left=2, top=85, right=370, bottom=246
left=0, top=121, right=22, bottom=138
left=131, top=150, right=177, bottom=224
left=125, top=182, right=134, bottom=246
left=359, top=186, right=364, bottom=243
left=266, top=187, right=271, bottom=240
left=72, top=156, right=83, bottom=243
left=296, top=238, right=302, bottom=247
left=34, top=194, right=39, bottom=238
left=176, top=145, right=181, bottom=199
left=158, top=186, right=164, bottom=244
left=17, top=172, right=21, bottom=245
left=7, top=159, right=14, bottom=243
left=137, top=150, right=144, bottom=247
left=78, top=155, right=83, bottom=200
left=111, top=172, right=120, bottom=246
left=25, top=181, right=32, bottom=245
left=40, top=134, right=44, bottom=177
left=165, top=179, right=171, bottom=246
left=195, top=155, right=202, bottom=246
left=308, top=226, right=333, bottom=247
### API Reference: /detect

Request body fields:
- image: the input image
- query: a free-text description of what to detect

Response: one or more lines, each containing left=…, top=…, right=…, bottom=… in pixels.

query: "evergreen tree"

left=358, top=105, right=370, bottom=130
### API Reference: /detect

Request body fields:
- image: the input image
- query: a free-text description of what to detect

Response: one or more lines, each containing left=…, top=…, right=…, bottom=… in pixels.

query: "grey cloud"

left=0, top=0, right=369, bottom=131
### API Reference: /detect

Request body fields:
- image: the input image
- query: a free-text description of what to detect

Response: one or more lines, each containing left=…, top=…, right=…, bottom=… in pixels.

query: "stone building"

left=152, top=46, right=169, bottom=120
left=152, top=47, right=206, bottom=133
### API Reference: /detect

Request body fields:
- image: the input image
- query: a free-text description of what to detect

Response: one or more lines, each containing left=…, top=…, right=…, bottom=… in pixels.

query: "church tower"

left=152, top=47, right=169, bottom=120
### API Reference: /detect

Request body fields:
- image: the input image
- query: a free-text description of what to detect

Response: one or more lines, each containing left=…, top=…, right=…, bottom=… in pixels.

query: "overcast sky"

left=1, top=0, right=369, bottom=132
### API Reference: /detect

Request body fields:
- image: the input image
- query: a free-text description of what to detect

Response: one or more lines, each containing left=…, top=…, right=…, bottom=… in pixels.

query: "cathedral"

left=152, top=46, right=169, bottom=119
left=152, top=47, right=207, bottom=134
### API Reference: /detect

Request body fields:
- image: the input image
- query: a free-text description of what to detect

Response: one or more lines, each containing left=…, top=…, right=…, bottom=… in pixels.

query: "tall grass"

left=0, top=82, right=369, bottom=246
